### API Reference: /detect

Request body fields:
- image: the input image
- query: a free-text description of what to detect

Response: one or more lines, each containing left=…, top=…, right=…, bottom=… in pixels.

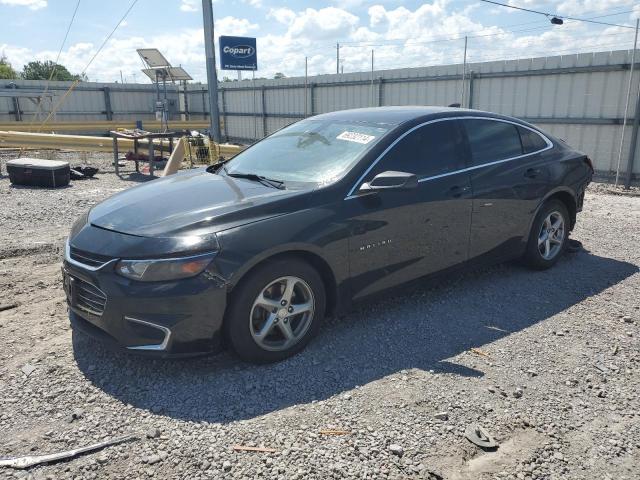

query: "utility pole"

left=616, top=18, right=639, bottom=186
left=370, top=49, right=374, bottom=107
left=304, top=56, right=308, bottom=117
left=202, top=0, right=222, bottom=143
left=461, top=36, right=468, bottom=107
left=336, top=42, right=340, bottom=74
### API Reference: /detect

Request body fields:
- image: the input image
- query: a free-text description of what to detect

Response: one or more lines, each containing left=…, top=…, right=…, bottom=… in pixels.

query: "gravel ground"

left=0, top=151, right=639, bottom=480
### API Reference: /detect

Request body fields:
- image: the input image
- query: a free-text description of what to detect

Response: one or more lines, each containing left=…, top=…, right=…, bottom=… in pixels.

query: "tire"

left=225, top=257, right=326, bottom=364
left=523, top=199, right=570, bottom=270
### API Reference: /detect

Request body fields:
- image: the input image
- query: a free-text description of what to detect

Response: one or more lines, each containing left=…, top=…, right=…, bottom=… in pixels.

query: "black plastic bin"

left=7, top=158, right=71, bottom=188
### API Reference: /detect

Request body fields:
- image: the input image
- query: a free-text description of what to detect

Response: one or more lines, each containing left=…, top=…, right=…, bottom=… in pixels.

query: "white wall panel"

left=2, top=49, right=640, bottom=175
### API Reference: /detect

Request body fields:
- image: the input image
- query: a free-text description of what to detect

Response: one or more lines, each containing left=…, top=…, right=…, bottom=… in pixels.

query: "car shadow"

left=116, top=171, right=159, bottom=183
left=7, top=183, right=74, bottom=190
left=73, top=250, right=638, bottom=424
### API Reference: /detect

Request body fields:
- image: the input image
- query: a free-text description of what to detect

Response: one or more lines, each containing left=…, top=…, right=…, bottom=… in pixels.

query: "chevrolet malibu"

left=63, top=107, right=592, bottom=363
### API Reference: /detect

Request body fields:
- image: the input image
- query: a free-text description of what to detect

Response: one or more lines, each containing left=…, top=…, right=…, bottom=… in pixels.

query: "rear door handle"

left=448, top=185, right=470, bottom=198
left=524, top=168, right=541, bottom=178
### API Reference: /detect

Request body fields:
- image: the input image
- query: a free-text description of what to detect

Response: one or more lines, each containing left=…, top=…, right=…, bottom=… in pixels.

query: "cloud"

left=368, top=5, right=387, bottom=28
left=288, top=7, right=359, bottom=39
left=215, top=16, right=259, bottom=36
left=330, top=0, right=366, bottom=8
left=2, top=3, right=636, bottom=83
left=0, top=13, right=258, bottom=83
left=244, top=0, right=262, bottom=8
left=556, top=0, right=635, bottom=16
left=180, top=0, right=198, bottom=13
left=0, top=0, right=46, bottom=10
left=267, top=7, right=296, bottom=25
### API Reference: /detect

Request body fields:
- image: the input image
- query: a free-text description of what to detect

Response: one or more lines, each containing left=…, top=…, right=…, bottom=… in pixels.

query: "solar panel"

left=137, top=48, right=170, bottom=67
left=167, top=67, right=193, bottom=81
left=141, top=68, right=164, bottom=81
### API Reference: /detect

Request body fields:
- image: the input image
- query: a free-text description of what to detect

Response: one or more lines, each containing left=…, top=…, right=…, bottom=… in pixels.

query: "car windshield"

left=223, top=119, right=391, bottom=185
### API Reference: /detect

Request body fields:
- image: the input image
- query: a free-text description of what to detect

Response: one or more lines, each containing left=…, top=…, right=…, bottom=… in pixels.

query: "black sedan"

left=63, top=107, right=593, bottom=363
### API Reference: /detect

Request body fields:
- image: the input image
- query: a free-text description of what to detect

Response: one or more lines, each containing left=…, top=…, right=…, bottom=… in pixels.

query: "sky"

left=0, top=0, right=639, bottom=84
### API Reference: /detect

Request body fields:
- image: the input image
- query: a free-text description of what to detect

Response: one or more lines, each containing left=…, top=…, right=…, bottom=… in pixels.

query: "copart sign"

left=219, top=36, right=257, bottom=71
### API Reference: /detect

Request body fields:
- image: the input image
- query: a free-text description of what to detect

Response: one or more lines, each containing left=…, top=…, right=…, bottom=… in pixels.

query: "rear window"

left=462, top=119, right=523, bottom=166
left=518, top=126, right=549, bottom=153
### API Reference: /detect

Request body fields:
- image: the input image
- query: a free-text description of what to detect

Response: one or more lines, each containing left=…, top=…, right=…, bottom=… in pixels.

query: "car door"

left=461, top=118, right=552, bottom=262
left=345, top=119, right=473, bottom=300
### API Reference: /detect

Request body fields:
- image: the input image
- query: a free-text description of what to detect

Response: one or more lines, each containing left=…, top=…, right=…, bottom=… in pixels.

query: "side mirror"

left=359, top=171, right=418, bottom=192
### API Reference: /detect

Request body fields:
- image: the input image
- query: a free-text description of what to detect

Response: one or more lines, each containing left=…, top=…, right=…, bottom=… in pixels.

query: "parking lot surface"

left=1, top=158, right=639, bottom=479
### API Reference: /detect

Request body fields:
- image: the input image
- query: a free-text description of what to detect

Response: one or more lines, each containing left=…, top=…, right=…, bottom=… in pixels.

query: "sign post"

left=201, top=0, right=221, bottom=143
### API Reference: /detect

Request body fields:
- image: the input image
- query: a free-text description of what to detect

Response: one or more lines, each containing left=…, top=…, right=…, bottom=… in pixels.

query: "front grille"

left=73, top=278, right=107, bottom=316
left=70, top=247, right=113, bottom=268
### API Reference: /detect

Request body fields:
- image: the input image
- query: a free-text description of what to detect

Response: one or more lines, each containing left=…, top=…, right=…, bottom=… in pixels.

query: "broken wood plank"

left=0, top=434, right=137, bottom=470
left=232, top=445, right=277, bottom=453
left=470, top=347, right=490, bottom=357
left=0, top=303, right=18, bottom=312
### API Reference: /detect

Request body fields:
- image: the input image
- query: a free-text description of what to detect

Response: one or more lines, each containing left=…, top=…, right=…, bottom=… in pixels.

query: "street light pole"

left=202, top=0, right=222, bottom=143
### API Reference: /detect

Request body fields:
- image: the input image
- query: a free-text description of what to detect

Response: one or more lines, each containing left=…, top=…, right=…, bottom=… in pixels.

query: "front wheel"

left=225, top=258, right=326, bottom=363
left=523, top=199, right=569, bottom=269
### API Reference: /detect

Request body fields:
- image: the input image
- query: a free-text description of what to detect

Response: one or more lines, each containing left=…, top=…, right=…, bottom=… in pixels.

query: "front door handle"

left=524, top=168, right=541, bottom=178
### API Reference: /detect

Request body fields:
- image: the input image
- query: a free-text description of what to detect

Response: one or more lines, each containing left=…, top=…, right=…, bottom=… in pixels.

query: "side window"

left=463, top=119, right=523, bottom=166
left=517, top=126, right=549, bottom=153
left=373, top=120, right=466, bottom=179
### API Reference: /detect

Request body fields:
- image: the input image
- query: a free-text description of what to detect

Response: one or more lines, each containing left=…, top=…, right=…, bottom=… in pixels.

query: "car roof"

left=310, top=106, right=515, bottom=126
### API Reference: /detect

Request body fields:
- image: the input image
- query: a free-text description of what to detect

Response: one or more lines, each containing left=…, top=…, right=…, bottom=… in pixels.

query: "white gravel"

left=0, top=151, right=639, bottom=479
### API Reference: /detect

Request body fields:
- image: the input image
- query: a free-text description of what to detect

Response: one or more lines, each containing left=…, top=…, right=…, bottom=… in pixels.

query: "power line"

left=479, top=0, right=636, bottom=29
left=272, top=5, right=636, bottom=67
left=339, top=25, right=635, bottom=53
left=81, top=0, right=138, bottom=74
left=347, top=31, right=636, bottom=72
left=338, top=9, right=637, bottom=50
left=38, top=0, right=139, bottom=130
left=48, top=0, right=81, bottom=79
left=30, top=0, right=81, bottom=131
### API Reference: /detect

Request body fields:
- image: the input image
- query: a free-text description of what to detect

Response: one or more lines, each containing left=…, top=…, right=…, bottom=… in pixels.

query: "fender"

left=522, top=186, right=577, bottom=246
left=225, top=241, right=341, bottom=289
left=219, top=241, right=348, bottom=317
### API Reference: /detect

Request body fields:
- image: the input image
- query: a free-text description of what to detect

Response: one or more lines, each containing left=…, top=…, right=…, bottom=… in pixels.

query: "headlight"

left=115, top=253, right=216, bottom=282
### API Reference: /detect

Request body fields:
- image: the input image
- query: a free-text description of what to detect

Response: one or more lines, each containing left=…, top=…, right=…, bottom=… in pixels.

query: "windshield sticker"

left=336, top=131, right=376, bottom=144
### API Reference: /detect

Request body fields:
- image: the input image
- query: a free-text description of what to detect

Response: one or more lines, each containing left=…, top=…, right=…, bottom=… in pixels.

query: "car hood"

left=89, top=169, right=304, bottom=237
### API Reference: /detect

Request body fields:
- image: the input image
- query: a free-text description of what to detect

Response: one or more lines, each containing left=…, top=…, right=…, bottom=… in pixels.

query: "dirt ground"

left=0, top=154, right=639, bottom=479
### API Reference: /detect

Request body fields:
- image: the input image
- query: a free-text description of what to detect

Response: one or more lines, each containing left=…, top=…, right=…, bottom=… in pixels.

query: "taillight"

left=584, top=157, right=594, bottom=173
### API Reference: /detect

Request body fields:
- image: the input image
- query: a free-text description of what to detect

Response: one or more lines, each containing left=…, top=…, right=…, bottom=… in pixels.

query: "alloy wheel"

left=538, top=211, right=565, bottom=260
left=249, top=276, right=315, bottom=352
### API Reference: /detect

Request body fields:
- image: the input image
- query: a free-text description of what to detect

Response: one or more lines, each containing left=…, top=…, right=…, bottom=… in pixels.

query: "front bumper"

left=63, top=241, right=228, bottom=357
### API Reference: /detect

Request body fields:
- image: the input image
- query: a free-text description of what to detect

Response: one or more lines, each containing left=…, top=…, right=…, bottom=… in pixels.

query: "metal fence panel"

left=2, top=49, right=640, bottom=177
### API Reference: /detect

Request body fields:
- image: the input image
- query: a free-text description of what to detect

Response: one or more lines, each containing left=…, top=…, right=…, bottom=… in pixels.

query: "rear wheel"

left=225, top=258, right=325, bottom=363
left=523, top=199, right=569, bottom=269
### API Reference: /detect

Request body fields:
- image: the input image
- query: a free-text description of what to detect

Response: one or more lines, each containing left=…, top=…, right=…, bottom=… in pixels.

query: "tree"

left=21, top=60, right=84, bottom=81
left=0, top=54, right=18, bottom=80
left=273, top=72, right=286, bottom=79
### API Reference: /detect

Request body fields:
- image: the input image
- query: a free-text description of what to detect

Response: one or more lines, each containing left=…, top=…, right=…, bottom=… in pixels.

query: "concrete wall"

left=2, top=49, right=639, bottom=179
